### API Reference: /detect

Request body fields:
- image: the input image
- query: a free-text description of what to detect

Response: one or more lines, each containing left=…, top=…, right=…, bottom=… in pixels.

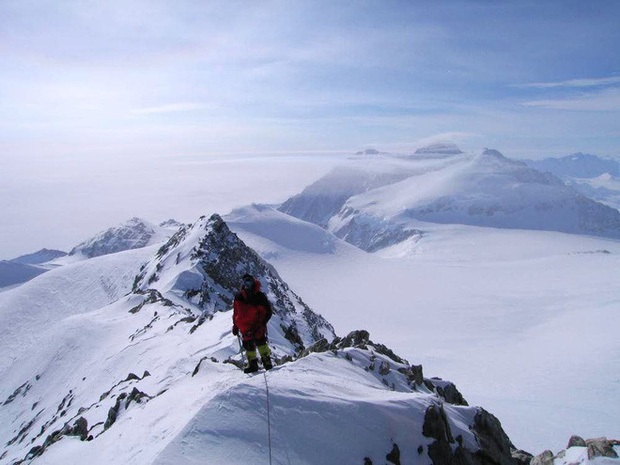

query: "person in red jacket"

left=232, top=274, right=273, bottom=373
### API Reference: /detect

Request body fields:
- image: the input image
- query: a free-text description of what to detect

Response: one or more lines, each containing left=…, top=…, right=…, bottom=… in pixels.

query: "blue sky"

left=1, top=0, right=620, bottom=159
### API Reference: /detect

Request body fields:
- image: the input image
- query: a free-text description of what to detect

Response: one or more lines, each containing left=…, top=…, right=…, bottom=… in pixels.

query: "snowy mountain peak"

left=283, top=148, right=620, bottom=252
left=69, top=217, right=162, bottom=258
left=355, top=148, right=382, bottom=156
left=9, top=248, right=67, bottom=265
left=159, top=219, right=185, bottom=229
left=481, top=147, right=510, bottom=161
left=134, top=213, right=335, bottom=352
left=415, top=142, right=464, bottom=155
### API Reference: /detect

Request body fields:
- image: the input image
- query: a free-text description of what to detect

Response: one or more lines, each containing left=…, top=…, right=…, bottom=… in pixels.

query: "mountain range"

left=1, top=146, right=619, bottom=464
left=523, top=153, right=620, bottom=211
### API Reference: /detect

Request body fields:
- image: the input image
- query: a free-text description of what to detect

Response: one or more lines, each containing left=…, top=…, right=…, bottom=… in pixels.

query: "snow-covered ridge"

left=133, top=213, right=335, bottom=352
left=0, top=213, right=533, bottom=465
left=1, top=211, right=618, bottom=464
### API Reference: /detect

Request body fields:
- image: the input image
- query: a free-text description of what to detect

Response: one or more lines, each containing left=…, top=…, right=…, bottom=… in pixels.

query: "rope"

left=237, top=335, right=273, bottom=464
left=263, top=372, right=273, bottom=465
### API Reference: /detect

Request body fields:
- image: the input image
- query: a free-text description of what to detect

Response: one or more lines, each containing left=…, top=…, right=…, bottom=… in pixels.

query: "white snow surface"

left=228, top=204, right=620, bottom=456
left=0, top=243, right=483, bottom=465
left=2, top=149, right=620, bottom=464
left=327, top=150, right=620, bottom=246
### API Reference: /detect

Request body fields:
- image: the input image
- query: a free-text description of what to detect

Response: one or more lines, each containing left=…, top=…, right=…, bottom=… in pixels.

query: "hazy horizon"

left=2, top=1, right=620, bottom=257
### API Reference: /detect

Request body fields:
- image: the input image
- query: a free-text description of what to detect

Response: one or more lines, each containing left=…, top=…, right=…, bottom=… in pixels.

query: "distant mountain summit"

left=414, top=142, right=464, bottom=155
left=281, top=148, right=620, bottom=252
left=9, top=248, right=67, bottom=265
left=525, top=152, right=619, bottom=178
left=355, top=148, right=382, bottom=156
left=524, top=153, right=620, bottom=211
left=69, top=217, right=180, bottom=258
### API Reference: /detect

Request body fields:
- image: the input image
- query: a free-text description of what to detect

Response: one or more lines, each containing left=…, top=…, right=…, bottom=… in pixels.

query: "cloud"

left=520, top=76, right=620, bottom=89
left=522, top=88, right=620, bottom=112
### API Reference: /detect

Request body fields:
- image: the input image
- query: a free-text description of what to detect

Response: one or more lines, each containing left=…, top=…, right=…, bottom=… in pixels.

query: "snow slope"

left=279, top=151, right=465, bottom=228
left=0, top=214, right=529, bottom=465
left=151, top=348, right=471, bottom=465
left=3, top=148, right=620, bottom=464
left=227, top=203, right=620, bottom=456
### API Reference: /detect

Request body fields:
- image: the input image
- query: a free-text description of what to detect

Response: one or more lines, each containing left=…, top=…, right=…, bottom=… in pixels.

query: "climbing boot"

left=243, top=359, right=259, bottom=374
left=261, top=356, right=273, bottom=371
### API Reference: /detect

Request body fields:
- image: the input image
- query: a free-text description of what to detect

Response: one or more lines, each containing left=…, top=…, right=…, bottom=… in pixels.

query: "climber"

left=232, top=273, right=274, bottom=373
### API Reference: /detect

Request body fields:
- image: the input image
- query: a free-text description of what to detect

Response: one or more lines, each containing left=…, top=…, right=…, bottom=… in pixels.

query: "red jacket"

left=233, top=279, right=272, bottom=340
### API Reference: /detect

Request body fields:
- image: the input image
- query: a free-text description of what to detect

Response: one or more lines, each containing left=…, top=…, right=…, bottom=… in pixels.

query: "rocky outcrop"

left=530, top=436, right=620, bottom=464
left=424, top=377, right=468, bottom=406
left=530, top=450, right=554, bottom=465
left=587, top=437, right=619, bottom=459
left=422, top=403, right=519, bottom=465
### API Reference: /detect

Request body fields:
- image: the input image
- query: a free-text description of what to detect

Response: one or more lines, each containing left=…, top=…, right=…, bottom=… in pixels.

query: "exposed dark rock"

left=129, top=289, right=177, bottom=314
left=378, top=360, right=391, bottom=376
left=426, top=378, right=469, bottom=406
left=423, top=403, right=518, bottom=465
left=428, top=438, right=454, bottom=465
left=22, top=417, right=90, bottom=463
left=423, top=403, right=454, bottom=443
left=398, top=365, right=424, bottom=387
left=471, top=408, right=515, bottom=465
left=66, top=417, right=89, bottom=441
left=303, top=337, right=331, bottom=355
left=302, top=330, right=408, bottom=367
left=281, top=323, right=304, bottom=351
left=586, top=437, right=618, bottom=459
left=192, top=356, right=211, bottom=376
left=104, top=388, right=149, bottom=431
left=530, top=450, right=554, bottom=465
left=3, top=382, right=30, bottom=405
left=339, top=330, right=370, bottom=348
left=386, top=443, right=401, bottom=465
left=511, top=448, right=533, bottom=465
left=567, top=435, right=587, bottom=448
